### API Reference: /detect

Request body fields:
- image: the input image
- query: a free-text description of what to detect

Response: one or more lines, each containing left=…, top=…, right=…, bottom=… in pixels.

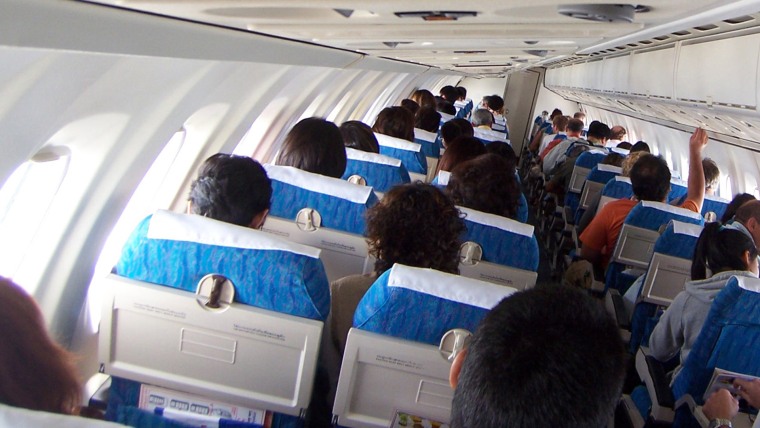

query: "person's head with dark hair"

left=610, top=125, right=627, bottom=140
left=441, top=119, right=474, bottom=147
left=411, top=89, right=436, bottom=110
left=471, top=109, right=494, bottom=128
left=550, top=108, right=563, bottom=119
left=587, top=120, right=611, bottom=145
left=436, top=98, right=456, bottom=115
left=456, top=86, right=467, bottom=100
left=340, top=120, right=379, bottom=153
left=485, top=141, right=518, bottom=170
left=448, top=154, right=520, bottom=219
left=616, top=141, right=632, bottom=150
left=721, top=193, right=756, bottom=223
left=400, top=98, right=419, bottom=115
left=415, top=107, right=442, bottom=133
left=373, top=106, right=415, bottom=142
left=189, top=154, right=272, bottom=228
left=484, top=95, right=505, bottom=114
left=436, top=136, right=486, bottom=175
left=276, top=117, right=347, bottom=178
left=450, top=286, right=626, bottom=428
left=566, top=117, right=585, bottom=136
left=691, top=222, right=759, bottom=280
left=702, top=158, right=720, bottom=195
left=366, top=183, right=464, bottom=275
left=0, top=277, right=81, bottom=415
left=601, top=152, right=625, bottom=167
left=440, top=85, right=459, bottom=102
left=735, top=200, right=760, bottom=245
left=631, top=141, right=650, bottom=153
left=630, top=154, right=671, bottom=202
left=552, top=115, right=569, bottom=133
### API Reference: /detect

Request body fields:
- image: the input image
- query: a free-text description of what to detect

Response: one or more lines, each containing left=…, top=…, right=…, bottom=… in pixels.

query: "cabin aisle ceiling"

left=81, top=0, right=742, bottom=76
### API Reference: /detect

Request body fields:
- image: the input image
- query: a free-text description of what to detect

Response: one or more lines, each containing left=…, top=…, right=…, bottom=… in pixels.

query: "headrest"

left=354, top=264, right=516, bottom=345
left=0, top=403, right=122, bottom=428
left=148, top=210, right=321, bottom=259
left=117, top=212, right=330, bottom=320
left=345, top=147, right=402, bottom=167
left=670, top=220, right=704, bottom=238
left=413, top=128, right=437, bottom=143
left=610, top=147, right=630, bottom=155
left=615, top=176, right=632, bottom=184
left=597, top=164, right=623, bottom=174
left=264, top=164, right=374, bottom=204
left=670, top=178, right=687, bottom=188
left=730, top=275, right=760, bottom=293
left=459, top=206, right=534, bottom=237
left=374, top=133, right=423, bottom=152
left=704, top=193, right=730, bottom=203
left=436, top=170, right=451, bottom=186
left=439, top=113, right=454, bottom=122
left=639, top=201, right=704, bottom=221
left=473, top=128, right=508, bottom=142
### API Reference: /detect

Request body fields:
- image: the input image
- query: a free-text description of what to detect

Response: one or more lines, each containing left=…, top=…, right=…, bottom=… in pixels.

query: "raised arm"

left=686, top=128, right=708, bottom=212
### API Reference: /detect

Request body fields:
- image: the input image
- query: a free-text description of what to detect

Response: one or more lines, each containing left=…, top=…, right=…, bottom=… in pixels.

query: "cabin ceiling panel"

left=80, top=0, right=745, bottom=76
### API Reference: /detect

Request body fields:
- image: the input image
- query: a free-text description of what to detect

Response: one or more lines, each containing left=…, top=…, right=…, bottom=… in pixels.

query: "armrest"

left=635, top=348, right=675, bottom=423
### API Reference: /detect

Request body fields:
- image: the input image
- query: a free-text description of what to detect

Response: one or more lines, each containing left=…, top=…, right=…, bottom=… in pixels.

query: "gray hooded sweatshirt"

left=649, top=270, right=757, bottom=365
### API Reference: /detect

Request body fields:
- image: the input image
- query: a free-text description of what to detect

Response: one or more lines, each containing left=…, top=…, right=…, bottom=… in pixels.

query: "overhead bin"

left=629, top=47, right=675, bottom=99
left=600, top=55, right=630, bottom=94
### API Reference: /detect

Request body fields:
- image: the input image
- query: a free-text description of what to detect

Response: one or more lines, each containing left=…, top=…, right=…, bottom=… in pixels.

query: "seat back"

left=671, top=276, right=760, bottom=404
left=375, top=132, right=428, bottom=178
left=458, top=206, right=538, bottom=289
left=413, top=128, right=439, bottom=159
left=701, top=194, right=730, bottom=220
left=473, top=127, right=508, bottom=144
left=263, top=164, right=377, bottom=282
left=431, top=170, right=450, bottom=188
left=667, top=178, right=688, bottom=203
left=333, top=264, right=516, bottom=427
left=597, top=176, right=633, bottom=215
left=342, top=147, right=410, bottom=194
left=105, top=210, right=329, bottom=422
left=567, top=150, right=607, bottom=194
left=580, top=164, right=622, bottom=211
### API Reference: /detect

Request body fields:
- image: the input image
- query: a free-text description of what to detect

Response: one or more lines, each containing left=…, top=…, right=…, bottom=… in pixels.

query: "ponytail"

left=691, top=222, right=758, bottom=280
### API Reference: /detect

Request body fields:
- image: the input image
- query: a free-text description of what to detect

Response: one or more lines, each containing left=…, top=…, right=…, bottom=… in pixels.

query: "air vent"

left=334, top=9, right=353, bottom=18
left=524, top=50, right=549, bottom=57
left=558, top=4, right=636, bottom=23
left=382, top=42, right=412, bottom=48
left=394, top=11, right=478, bottom=21
left=724, top=15, right=754, bottom=25
left=453, top=50, right=486, bottom=54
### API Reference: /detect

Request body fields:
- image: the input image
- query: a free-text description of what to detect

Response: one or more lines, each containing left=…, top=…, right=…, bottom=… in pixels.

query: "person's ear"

left=249, top=209, right=269, bottom=229
left=741, top=249, right=752, bottom=269
left=449, top=348, right=468, bottom=389
left=186, top=200, right=193, bottom=214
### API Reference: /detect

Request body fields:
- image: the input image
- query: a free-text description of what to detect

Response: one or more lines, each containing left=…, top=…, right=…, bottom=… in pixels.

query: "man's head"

left=610, top=125, right=627, bottom=141
left=735, top=200, right=760, bottom=245
left=439, top=85, right=460, bottom=102
left=414, top=107, right=442, bottom=133
left=587, top=121, right=611, bottom=144
left=566, top=118, right=584, bottom=136
left=189, top=154, right=272, bottom=228
left=552, top=115, right=569, bottom=133
left=573, top=111, right=586, bottom=121
left=450, top=286, right=626, bottom=428
left=471, top=109, right=494, bottom=128
left=630, top=154, right=671, bottom=202
left=456, top=86, right=467, bottom=101
left=702, top=158, right=720, bottom=195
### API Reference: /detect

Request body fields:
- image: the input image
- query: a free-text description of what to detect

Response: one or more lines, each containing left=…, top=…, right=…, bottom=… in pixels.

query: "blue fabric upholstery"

left=375, top=134, right=428, bottom=174
left=564, top=151, right=607, bottom=219
left=701, top=196, right=729, bottom=219
left=266, top=166, right=378, bottom=235
left=116, top=213, right=330, bottom=321
left=413, top=138, right=439, bottom=159
left=653, top=221, right=702, bottom=260
left=601, top=177, right=634, bottom=201
left=517, top=192, right=528, bottom=223
left=460, top=207, right=538, bottom=271
left=668, top=180, right=688, bottom=203
left=342, top=155, right=410, bottom=193
left=353, top=264, right=515, bottom=346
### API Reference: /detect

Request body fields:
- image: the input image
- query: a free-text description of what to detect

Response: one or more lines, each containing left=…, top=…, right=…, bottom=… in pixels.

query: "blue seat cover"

left=375, top=133, right=428, bottom=174
left=459, top=206, right=538, bottom=271
left=342, top=148, right=410, bottom=193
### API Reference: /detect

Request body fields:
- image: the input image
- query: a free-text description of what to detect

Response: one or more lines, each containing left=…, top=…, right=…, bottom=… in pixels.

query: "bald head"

left=610, top=126, right=627, bottom=140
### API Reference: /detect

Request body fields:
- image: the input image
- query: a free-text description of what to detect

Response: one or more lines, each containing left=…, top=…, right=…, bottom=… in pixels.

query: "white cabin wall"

left=532, top=85, right=581, bottom=126
left=458, top=77, right=509, bottom=108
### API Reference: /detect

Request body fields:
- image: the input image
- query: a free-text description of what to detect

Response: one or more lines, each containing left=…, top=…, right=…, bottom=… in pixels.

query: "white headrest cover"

left=264, top=164, right=374, bottom=204
left=640, top=201, right=704, bottom=220
left=597, top=164, right=623, bottom=174
left=610, top=147, right=630, bottom=155
left=345, top=147, right=402, bottom=167
left=148, top=210, right=321, bottom=259
left=387, top=264, right=516, bottom=309
left=615, top=176, right=632, bottom=184
left=436, top=170, right=451, bottom=186
left=414, top=128, right=437, bottom=143
left=473, top=128, right=508, bottom=142
left=0, top=403, right=122, bottom=428
left=439, top=113, right=454, bottom=122
left=671, top=220, right=704, bottom=238
left=374, top=133, right=423, bottom=152
left=733, top=275, right=760, bottom=293
left=458, top=206, right=534, bottom=237
left=704, top=193, right=730, bottom=203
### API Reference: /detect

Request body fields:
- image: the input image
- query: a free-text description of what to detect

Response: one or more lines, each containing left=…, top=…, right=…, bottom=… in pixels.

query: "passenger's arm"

left=702, top=389, right=739, bottom=421
left=647, top=294, right=686, bottom=361
left=685, top=128, right=708, bottom=212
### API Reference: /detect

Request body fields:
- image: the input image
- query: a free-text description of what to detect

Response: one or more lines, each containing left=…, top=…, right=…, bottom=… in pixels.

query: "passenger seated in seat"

left=649, top=222, right=758, bottom=370
left=471, top=109, right=494, bottom=130
left=0, top=278, right=81, bottom=415
left=372, top=106, right=415, bottom=142
left=435, top=136, right=486, bottom=176
left=440, top=119, right=474, bottom=149
left=449, top=286, right=626, bottom=428
left=703, top=380, right=760, bottom=428
left=448, top=154, right=520, bottom=220
left=329, top=183, right=465, bottom=355
left=188, top=153, right=271, bottom=228
left=721, top=193, right=756, bottom=223
left=580, top=128, right=709, bottom=272
left=485, top=141, right=518, bottom=171
left=414, top=107, right=441, bottom=134
left=399, top=98, right=419, bottom=115
left=339, top=121, right=379, bottom=153
left=670, top=158, right=720, bottom=206
left=276, top=117, right=347, bottom=178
